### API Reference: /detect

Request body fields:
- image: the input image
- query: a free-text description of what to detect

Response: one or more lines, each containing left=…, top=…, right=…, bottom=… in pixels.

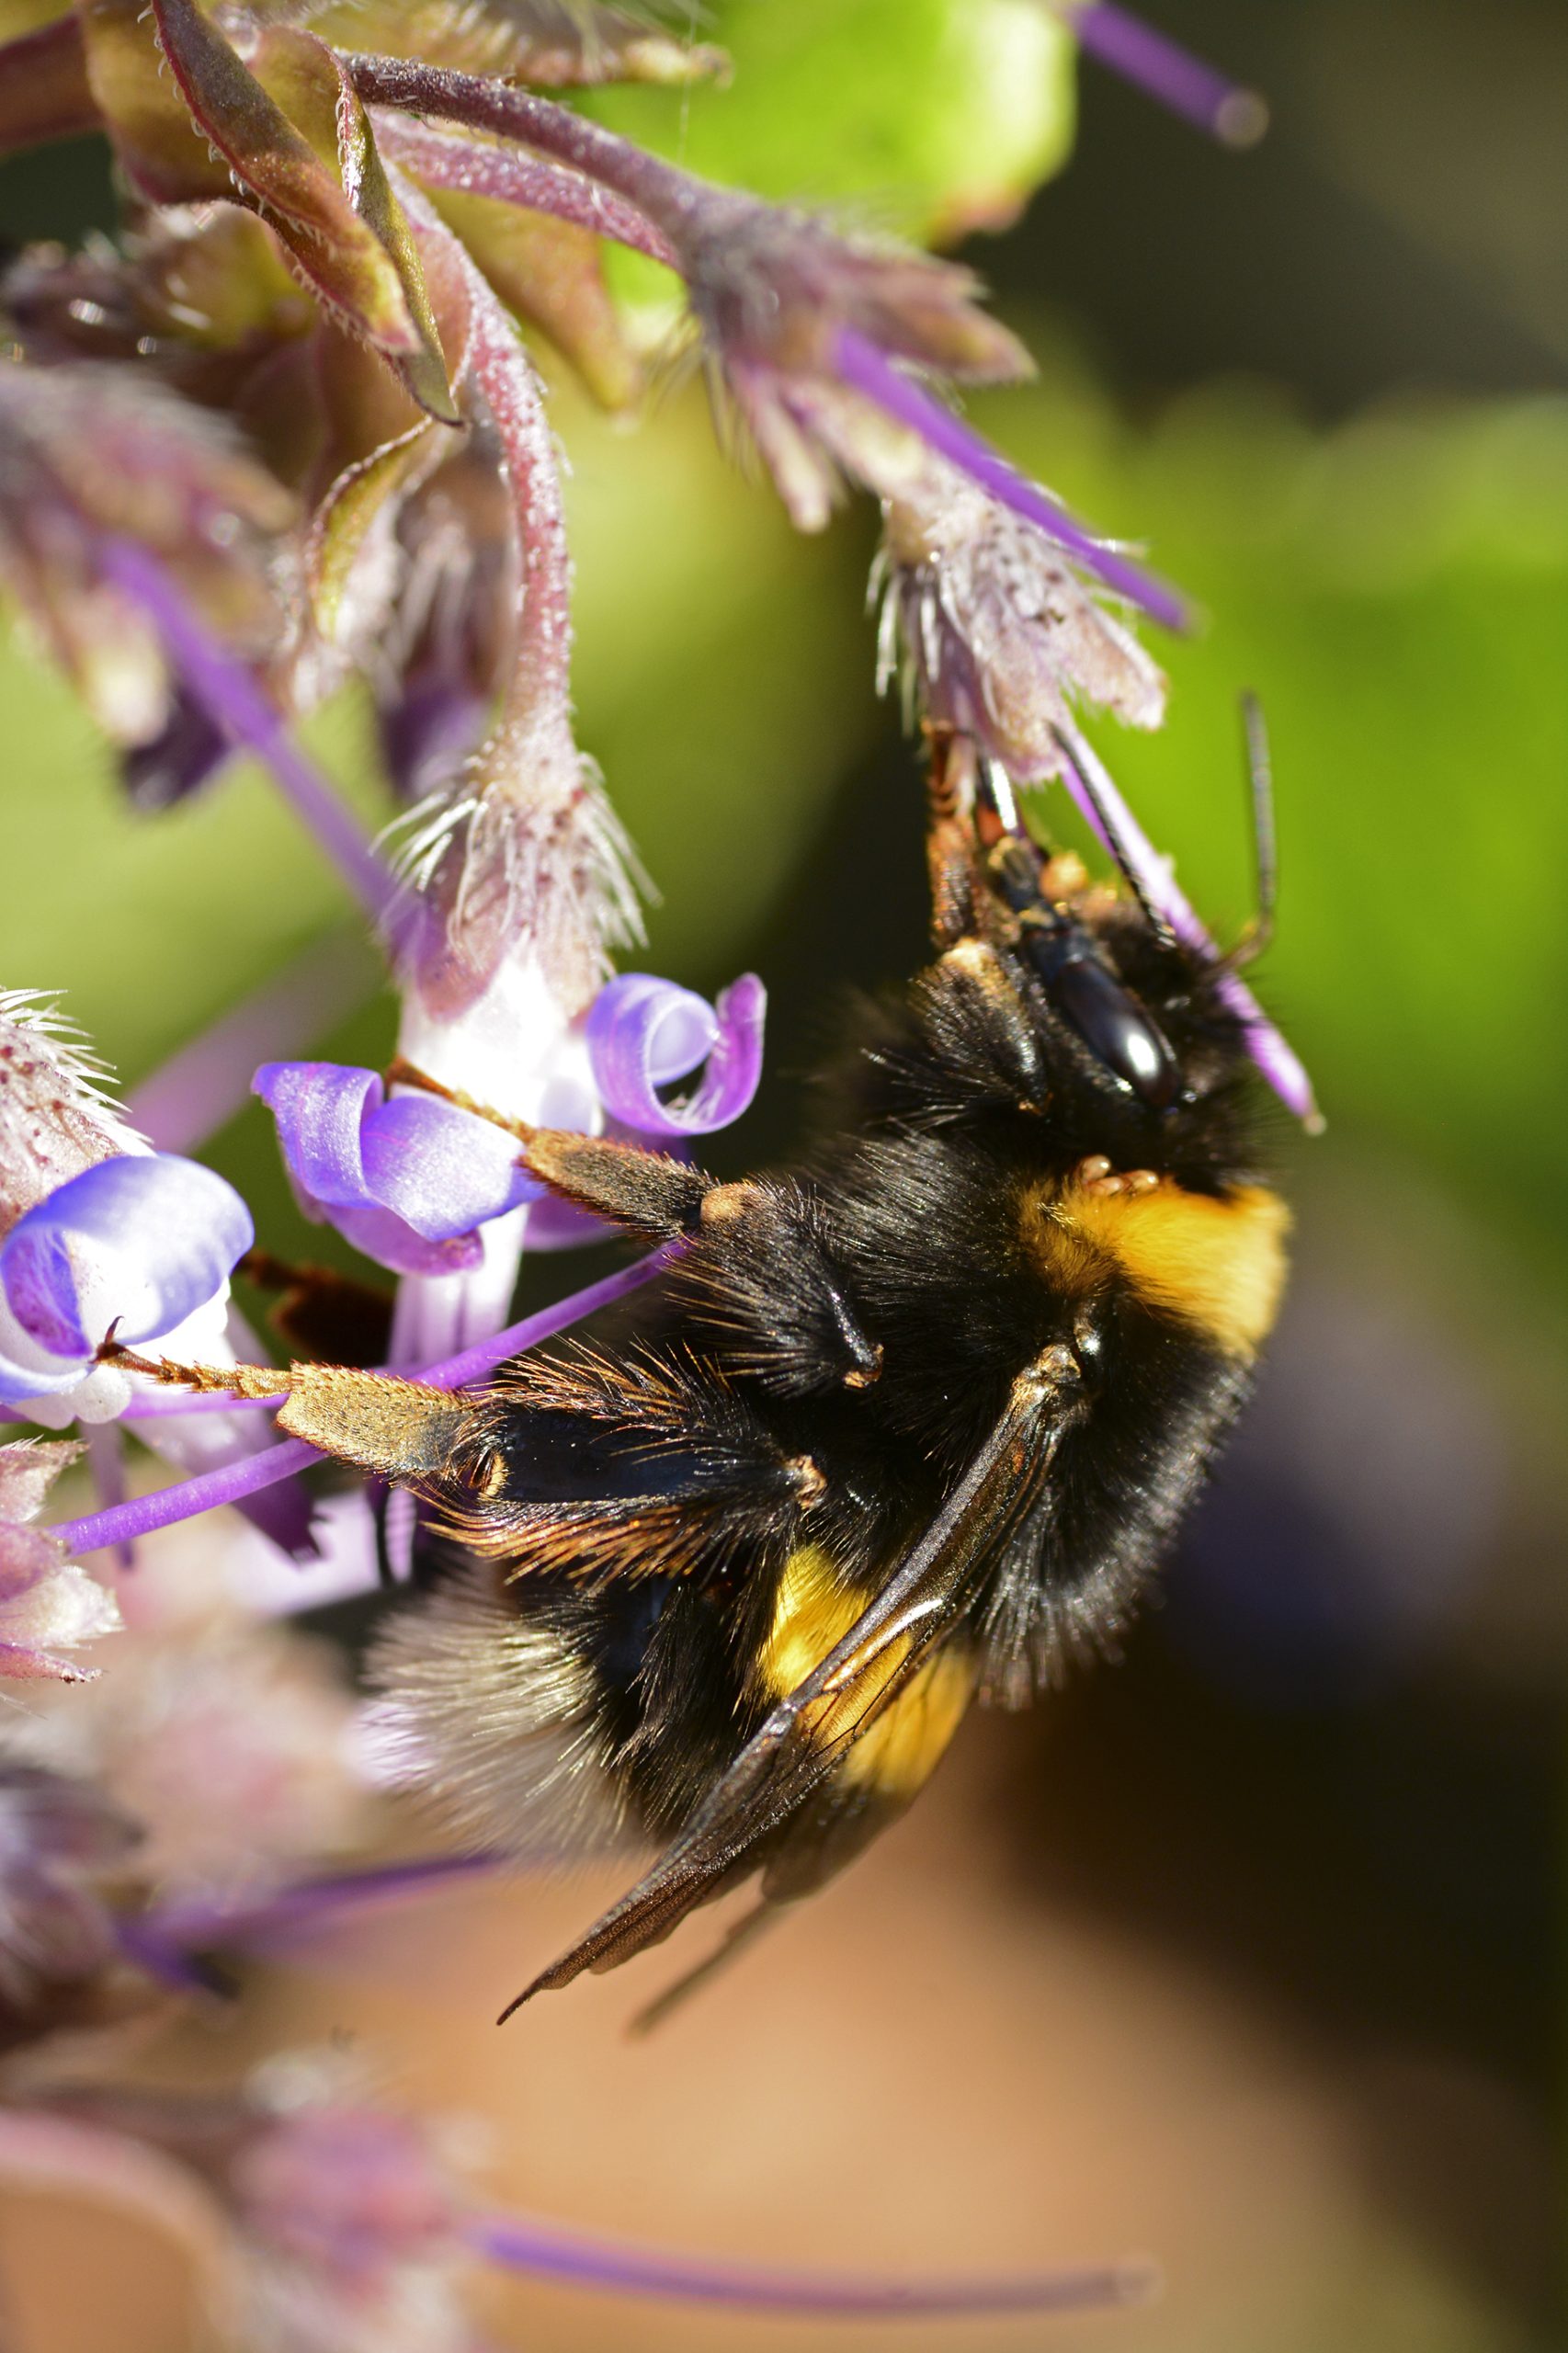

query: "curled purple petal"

left=1071, top=3, right=1268, bottom=148
left=254, top=1062, right=541, bottom=1272
left=0, top=1154, right=253, bottom=1380
left=587, top=974, right=766, bottom=1138
left=472, top=2211, right=1157, bottom=2317
left=832, top=327, right=1190, bottom=633
left=253, top=1063, right=383, bottom=1214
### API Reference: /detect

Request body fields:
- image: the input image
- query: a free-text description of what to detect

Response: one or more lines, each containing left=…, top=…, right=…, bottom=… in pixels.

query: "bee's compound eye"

left=1052, top=958, right=1182, bottom=1110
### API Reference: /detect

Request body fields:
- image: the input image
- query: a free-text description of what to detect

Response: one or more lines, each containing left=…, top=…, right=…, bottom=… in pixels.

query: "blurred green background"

left=1, top=3, right=1561, bottom=2347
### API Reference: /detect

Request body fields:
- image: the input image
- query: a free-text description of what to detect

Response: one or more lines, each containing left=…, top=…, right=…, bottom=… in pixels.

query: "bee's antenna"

left=1231, top=690, right=1277, bottom=969
left=1049, top=721, right=1180, bottom=950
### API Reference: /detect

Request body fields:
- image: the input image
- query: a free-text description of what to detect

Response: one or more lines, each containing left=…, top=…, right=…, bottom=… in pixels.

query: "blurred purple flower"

left=0, top=1762, right=139, bottom=2049
left=0, top=1154, right=255, bottom=1411
left=0, top=1440, right=121, bottom=1682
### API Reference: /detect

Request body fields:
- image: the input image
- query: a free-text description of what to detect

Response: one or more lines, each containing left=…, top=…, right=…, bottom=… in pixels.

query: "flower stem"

left=347, top=53, right=704, bottom=244
left=99, top=540, right=397, bottom=925
left=375, top=113, right=678, bottom=267
left=832, top=329, right=1190, bottom=632
left=472, top=2211, right=1158, bottom=2316
left=1069, top=3, right=1268, bottom=148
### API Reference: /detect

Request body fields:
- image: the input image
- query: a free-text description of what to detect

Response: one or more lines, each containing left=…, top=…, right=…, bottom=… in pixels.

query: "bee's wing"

left=503, top=1346, right=1077, bottom=2015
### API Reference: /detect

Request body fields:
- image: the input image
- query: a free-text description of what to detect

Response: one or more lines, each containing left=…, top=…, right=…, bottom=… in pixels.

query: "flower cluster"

left=0, top=0, right=1307, bottom=2335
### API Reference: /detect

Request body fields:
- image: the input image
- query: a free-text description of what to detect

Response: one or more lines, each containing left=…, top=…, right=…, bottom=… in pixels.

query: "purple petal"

left=332, top=1204, right=488, bottom=1279
left=359, top=1096, right=540, bottom=1239
left=253, top=1063, right=384, bottom=1216
left=255, top=1063, right=542, bottom=1270
left=587, top=974, right=766, bottom=1138
left=0, top=1343, right=92, bottom=1406
left=0, top=1154, right=253, bottom=1361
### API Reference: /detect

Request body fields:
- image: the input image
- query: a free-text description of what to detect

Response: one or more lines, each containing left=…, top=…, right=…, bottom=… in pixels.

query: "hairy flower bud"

left=876, top=460, right=1167, bottom=778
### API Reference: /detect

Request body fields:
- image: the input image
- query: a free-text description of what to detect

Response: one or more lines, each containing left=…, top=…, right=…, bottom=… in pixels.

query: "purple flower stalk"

left=472, top=2211, right=1158, bottom=2318
left=98, top=540, right=398, bottom=926
left=1069, top=3, right=1269, bottom=148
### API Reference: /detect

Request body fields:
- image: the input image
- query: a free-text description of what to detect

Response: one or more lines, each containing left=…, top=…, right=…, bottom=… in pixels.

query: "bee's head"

left=976, top=823, right=1264, bottom=1182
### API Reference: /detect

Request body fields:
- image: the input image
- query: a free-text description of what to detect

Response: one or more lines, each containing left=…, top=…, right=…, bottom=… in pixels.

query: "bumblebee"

left=134, top=732, right=1291, bottom=2016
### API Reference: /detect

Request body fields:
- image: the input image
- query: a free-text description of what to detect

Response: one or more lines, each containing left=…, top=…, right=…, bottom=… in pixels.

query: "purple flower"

left=254, top=1063, right=543, bottom=1278
left=0, top=1154, right=255, bottom=1414
left=256, top=973, right=766, bottom=1278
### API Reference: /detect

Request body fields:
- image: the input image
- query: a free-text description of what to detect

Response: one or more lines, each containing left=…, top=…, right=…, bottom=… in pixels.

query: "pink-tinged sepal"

left=0, top=1449, right=121, bottom=1683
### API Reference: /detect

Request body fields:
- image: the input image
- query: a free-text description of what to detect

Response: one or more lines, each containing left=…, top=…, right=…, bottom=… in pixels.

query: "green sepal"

left=145, top=0, right=457, bottom=420
left=306, top=415, right=448, bottom=644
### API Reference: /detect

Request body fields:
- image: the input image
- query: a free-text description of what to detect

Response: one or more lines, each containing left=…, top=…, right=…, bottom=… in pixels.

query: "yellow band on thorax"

left=1030, top=1178, right=1290, bottom=1360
